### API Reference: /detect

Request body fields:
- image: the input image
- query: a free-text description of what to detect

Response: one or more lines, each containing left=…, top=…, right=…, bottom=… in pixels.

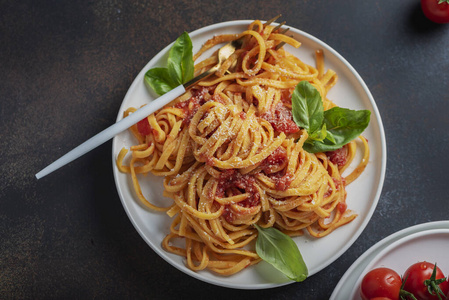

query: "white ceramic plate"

left=112, top=20, right=386, bottom=289
left=331, top=221, right=449, bottom=299
left=349, top=228, right=449, bottom=298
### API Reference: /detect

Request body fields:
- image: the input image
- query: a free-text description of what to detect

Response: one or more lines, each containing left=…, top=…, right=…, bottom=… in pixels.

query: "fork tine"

left=275, top=37, right=291, bottom=50
left=250, top=15, right=281, bottom=31
left=184, top=44, right=238, bottom=88
left=279, top=27, right=289, bottom=34
left=271, top=21, right=286, bottom=32
left=270, top=20, right=290, bottom=50
left=265, top=14, right=282, bottom=26
left=274, top=28, right=290, bottom=50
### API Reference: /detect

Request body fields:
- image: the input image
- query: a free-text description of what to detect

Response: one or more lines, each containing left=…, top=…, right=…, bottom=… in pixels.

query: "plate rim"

left=112, top=19, right=387, bottom=290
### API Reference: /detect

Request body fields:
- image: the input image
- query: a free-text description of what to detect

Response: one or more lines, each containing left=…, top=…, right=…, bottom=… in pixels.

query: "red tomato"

left=360, top=268, right=402, bottom=300
left=326, top=145, right=348, bottom=167
left=137, top=117, right=151, bottom=136
left=402, top=261, right=449, bottom=300
left=421, top=0, right=449, bottom=24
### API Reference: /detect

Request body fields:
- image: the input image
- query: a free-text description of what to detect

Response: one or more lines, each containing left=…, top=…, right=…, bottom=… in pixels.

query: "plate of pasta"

left=112, top=19, right=386, bottom=289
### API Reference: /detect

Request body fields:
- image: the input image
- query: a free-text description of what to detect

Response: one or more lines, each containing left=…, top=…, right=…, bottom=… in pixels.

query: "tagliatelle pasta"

left=116, top=20, right=369, bottom=276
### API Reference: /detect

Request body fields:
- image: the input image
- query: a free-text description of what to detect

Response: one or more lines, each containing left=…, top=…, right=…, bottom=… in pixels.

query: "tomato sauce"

left=323, top=177, right=346, bottom=198
left=222, top=206, right=235, bottom=223
left=137, top=118, right=152, bottom=136
left=260, top=147, right=287, bottom=173
left=261, top=102, right=299, bottom=134
left=216, top=169, right=260, bottom=222
left=337, top=202, right=347, bottom=214
left=326, top=145, right=348, bottom=167
left=175, top=86, right=211, bottom=126
left=259, top=147, right=294, bottom=191
left=274, top=173, right=293, bottom=191
left=281, top=89, right=293, bottom=105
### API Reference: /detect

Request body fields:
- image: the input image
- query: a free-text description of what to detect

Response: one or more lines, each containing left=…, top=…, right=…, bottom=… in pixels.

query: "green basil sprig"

left=291, top=81, right=371, bottom=153
left=144, top=32, right=194, bottom=95
left=254, top=224, right=308, bottom=282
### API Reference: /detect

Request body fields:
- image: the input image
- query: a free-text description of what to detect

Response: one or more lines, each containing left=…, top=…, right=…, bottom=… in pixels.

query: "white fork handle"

left=35, top=85, right=186, bottom=179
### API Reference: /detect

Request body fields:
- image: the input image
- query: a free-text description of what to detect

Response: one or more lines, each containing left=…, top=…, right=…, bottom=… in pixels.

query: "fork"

left=189, top=15, right=286, bottom=81
left=35, top=16, right=287, bottom=179
left=35, top=34, right=244, bottom=179
left=184, top=37, right=244, bottom=87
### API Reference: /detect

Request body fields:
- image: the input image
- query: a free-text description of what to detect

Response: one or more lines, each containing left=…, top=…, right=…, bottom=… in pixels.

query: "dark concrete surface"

left=1, top=0, right=449, bottom=299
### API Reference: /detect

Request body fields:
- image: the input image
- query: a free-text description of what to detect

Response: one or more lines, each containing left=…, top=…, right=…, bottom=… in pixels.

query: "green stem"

left=400, top=274, right=417, bottom=300
left=399, top=289, right=417, bottom=300
left=423, top=263, right=447, bottom=300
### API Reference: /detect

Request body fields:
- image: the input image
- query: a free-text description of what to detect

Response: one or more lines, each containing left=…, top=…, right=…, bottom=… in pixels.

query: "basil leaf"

left=144, top=67, right=177, bottom=96
left=144, top=32, right=194, bottom=96
left=303, top=107, right=370, bottom=153
left=254, top=224, right=308, bottom=282
left=167, top=31, right=194, bottom=86
left=290, top=81, right=370, bottom=153
left=291, top=81, right=323, bottom=134
left=325, top=130, right=337, bottom=144
left=308, top=123, right=327, bottom=142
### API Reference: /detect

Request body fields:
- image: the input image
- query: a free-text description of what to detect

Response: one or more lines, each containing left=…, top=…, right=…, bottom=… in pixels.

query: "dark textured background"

left=1, top=0, right=449, bottom=299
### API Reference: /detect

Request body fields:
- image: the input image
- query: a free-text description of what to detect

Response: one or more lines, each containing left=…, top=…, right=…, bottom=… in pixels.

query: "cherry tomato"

left=402, top=261, right=449, bottom=300
left=421, top=0, right=449, bottom=24
left=360, top=268, right=402, bottom=300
